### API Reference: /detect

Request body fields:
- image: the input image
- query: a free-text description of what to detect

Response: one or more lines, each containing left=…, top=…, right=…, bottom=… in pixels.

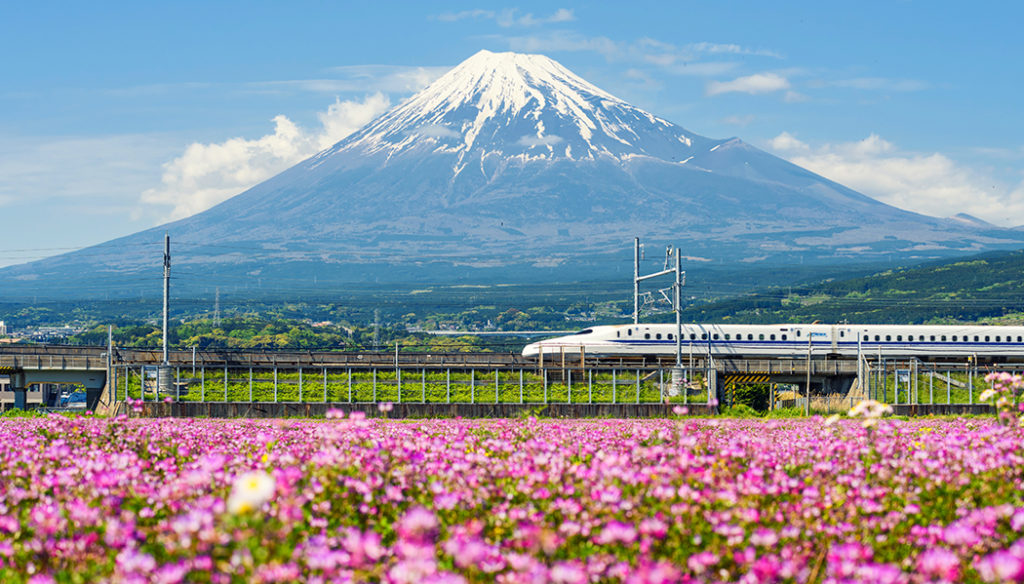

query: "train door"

left=831, top=325, right=839, bottom=353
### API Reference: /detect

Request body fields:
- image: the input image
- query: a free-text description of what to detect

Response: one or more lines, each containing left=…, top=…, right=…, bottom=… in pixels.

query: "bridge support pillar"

left=709, top=368, right=722, bottom=410
left=10, top=372, right=27, bottom=410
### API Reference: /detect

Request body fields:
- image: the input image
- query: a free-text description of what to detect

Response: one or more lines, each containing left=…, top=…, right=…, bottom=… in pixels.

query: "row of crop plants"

left=114, top=367, right=711, bottom=404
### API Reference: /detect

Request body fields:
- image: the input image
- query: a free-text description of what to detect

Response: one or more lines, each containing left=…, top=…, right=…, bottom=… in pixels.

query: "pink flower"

left=596, top=521, right=637, bottom=545
left=398, top=506, right=438, bottom=540
left=550, top=561, right=588, bottom=584
left=977, top=551, right=1023, bottom=583
left=687, top=551, right=718, bottom=574
left=916, top=548, right=960, bottom=581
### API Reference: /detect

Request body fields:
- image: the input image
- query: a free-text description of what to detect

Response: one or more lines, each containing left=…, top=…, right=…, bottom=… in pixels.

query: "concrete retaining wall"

left=138, top=402, right=716, bottom=419
left=892, top=404, right=993, bottom=416
left=133, top=401, right=997, bottom=419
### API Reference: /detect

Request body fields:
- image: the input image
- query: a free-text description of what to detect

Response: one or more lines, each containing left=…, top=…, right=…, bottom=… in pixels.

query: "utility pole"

left=162, top=233, right=170, bottom=366
left=805, top=334, right=812, bottom=416
left=213, top=287, right=221, bottom=327
left=373, top=309, right=381, bottom=350
left=159, top=233, right=172, bottom=401
left=633, top=237, right=640, bottom=325
left=674, top=251, right=683, bottom=368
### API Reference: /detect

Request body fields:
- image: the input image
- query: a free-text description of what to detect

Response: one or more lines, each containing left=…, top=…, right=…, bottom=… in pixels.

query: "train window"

left=701, top=333, right=707, bottom=340
left=1018, top=336, right=1022, bottom=342
left=952, top=335, right=957, bottom=341
left=796, top=331, right=802, bottom=337
left=996, top=336, right=1001, bottom=342
left=886, top=335, right=891, bottom=341
left=656, top=333, right=662, bottom=340
left=985, top=336, right=990, bottom=342
left=690, top=334, right=697, bottom=340
left=930, top=335, right=935, bottom=341
left=759, top=334, right=765, bottom=340
left=875, top=335, right=880, bottom=341
left=713, top=334, right=720, bottom=340
left=897, top=335, right=902, bottom=341
left=667, top=333, right=673, bottom=340
left=975, top=336, right=980, bottom=342
left=747, top=334, right=752, bottom=340
left=644, top=333, right=651, bottom=339
left=907, top=335, right=913, bottom=341
left=941, top=336, right=946, bottom=341
left=840, top=331, right=845, bottom=338
left=575, top=329, right=593, bottom=335
left=725, top=334, right=731, bottom=340
left=628, top=329, right=633, bottom=336
left=616, top=331, right=621, bottom=338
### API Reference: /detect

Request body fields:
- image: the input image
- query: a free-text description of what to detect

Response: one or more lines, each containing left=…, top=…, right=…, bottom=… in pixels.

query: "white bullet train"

left=522, top=323, right=1024, bottom=360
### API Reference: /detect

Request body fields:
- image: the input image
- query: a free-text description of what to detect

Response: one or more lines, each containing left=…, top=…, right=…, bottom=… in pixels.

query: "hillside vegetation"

left=675, top=249, right=1024, bottom=325
left=6, top=249, right=1024, bottom=350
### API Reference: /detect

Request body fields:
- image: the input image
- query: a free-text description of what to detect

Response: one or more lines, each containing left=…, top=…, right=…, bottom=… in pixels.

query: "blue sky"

left=2, top=0, right=1022, bottom=267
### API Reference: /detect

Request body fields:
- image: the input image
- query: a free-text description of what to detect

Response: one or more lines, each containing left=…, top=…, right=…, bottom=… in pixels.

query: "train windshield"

left=573, top=329, right=594, bottom=335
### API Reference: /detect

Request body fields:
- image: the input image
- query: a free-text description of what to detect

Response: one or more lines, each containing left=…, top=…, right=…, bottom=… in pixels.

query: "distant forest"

left=3, top=248, right=1024, bottom=351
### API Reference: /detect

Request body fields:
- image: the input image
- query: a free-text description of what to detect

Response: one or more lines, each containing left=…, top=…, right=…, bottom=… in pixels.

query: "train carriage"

left=522, top=324, right=1024, bottom=361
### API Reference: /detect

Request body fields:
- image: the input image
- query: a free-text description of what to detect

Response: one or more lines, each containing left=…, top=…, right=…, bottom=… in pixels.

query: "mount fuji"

left=3, top=50, right=1022, bottom=299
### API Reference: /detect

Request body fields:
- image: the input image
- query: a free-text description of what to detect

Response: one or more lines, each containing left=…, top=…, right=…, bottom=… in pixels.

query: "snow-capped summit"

left=3, top=50, right=1021, bottom=299
left=314, top=50, right=707, bottom=173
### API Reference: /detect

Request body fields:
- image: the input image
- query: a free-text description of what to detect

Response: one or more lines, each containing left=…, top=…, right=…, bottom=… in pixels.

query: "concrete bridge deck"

left=0, top=344, right=1008, bottom=415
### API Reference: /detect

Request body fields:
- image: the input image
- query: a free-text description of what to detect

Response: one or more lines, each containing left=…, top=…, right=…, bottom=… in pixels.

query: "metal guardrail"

left=0, top=355, right=104, bottom=370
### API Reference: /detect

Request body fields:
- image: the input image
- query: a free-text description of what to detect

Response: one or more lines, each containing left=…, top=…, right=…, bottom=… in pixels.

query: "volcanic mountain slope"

left=3, top=50, right=1022, bottom=298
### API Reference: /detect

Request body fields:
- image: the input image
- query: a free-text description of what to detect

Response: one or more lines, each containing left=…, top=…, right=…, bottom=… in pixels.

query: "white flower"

left=848, top=399, right=892, bottom=420
left=979, top=389, right=998, bottom=402
left=226, top=471, right=276, bottom=514
left=823, top=414, right=841, bottom=426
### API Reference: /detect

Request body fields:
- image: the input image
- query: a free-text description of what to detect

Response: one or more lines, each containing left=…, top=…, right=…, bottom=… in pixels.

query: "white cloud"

left=829, top=77, right=929, bottom=92
left=506, top=8, right=574, bottom=27
left=706, top=73, right=790, bottom=96
left=721, top=114, right=755, bottom=127
left=0, top=134, right=181, bottom=266
left=768, top=132, right=1024, bottom=226
left=768, top=131, right=809, bottom=152
left=687, top=42, right=782, bottom=58
left=141, top=93, right=391, bottom=220
left=518, top=135, right=564, bottom=147
left=437, top=8, right=574, bottom=27
left=415, top=124, right=461, bottom=138
left=500, top=32, right=775, bottom=79
left=0, top=135, right=173, bottom=206
left=783, top=90, right=809, bottom=103
left=256, top=65, right=448, bottom=95
left=437, top=9, right=494, bottom=22
left=503, top=31, right=620, bottom=57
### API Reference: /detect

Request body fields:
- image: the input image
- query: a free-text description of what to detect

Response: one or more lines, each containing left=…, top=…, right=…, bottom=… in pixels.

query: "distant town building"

left=0, top=321, right=6, bottom=336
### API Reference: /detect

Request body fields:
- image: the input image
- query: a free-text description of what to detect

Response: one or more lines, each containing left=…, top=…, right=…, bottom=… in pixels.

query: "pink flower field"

left=1, top=414, right=1023, bottom=583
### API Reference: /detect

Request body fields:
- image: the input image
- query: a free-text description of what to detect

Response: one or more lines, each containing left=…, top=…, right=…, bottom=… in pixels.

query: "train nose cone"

left=522, top=342, right=541, bottom=358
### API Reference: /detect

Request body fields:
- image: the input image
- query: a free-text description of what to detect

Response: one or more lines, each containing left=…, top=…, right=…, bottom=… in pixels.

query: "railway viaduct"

left=0, top=344, right=984, bottom=414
